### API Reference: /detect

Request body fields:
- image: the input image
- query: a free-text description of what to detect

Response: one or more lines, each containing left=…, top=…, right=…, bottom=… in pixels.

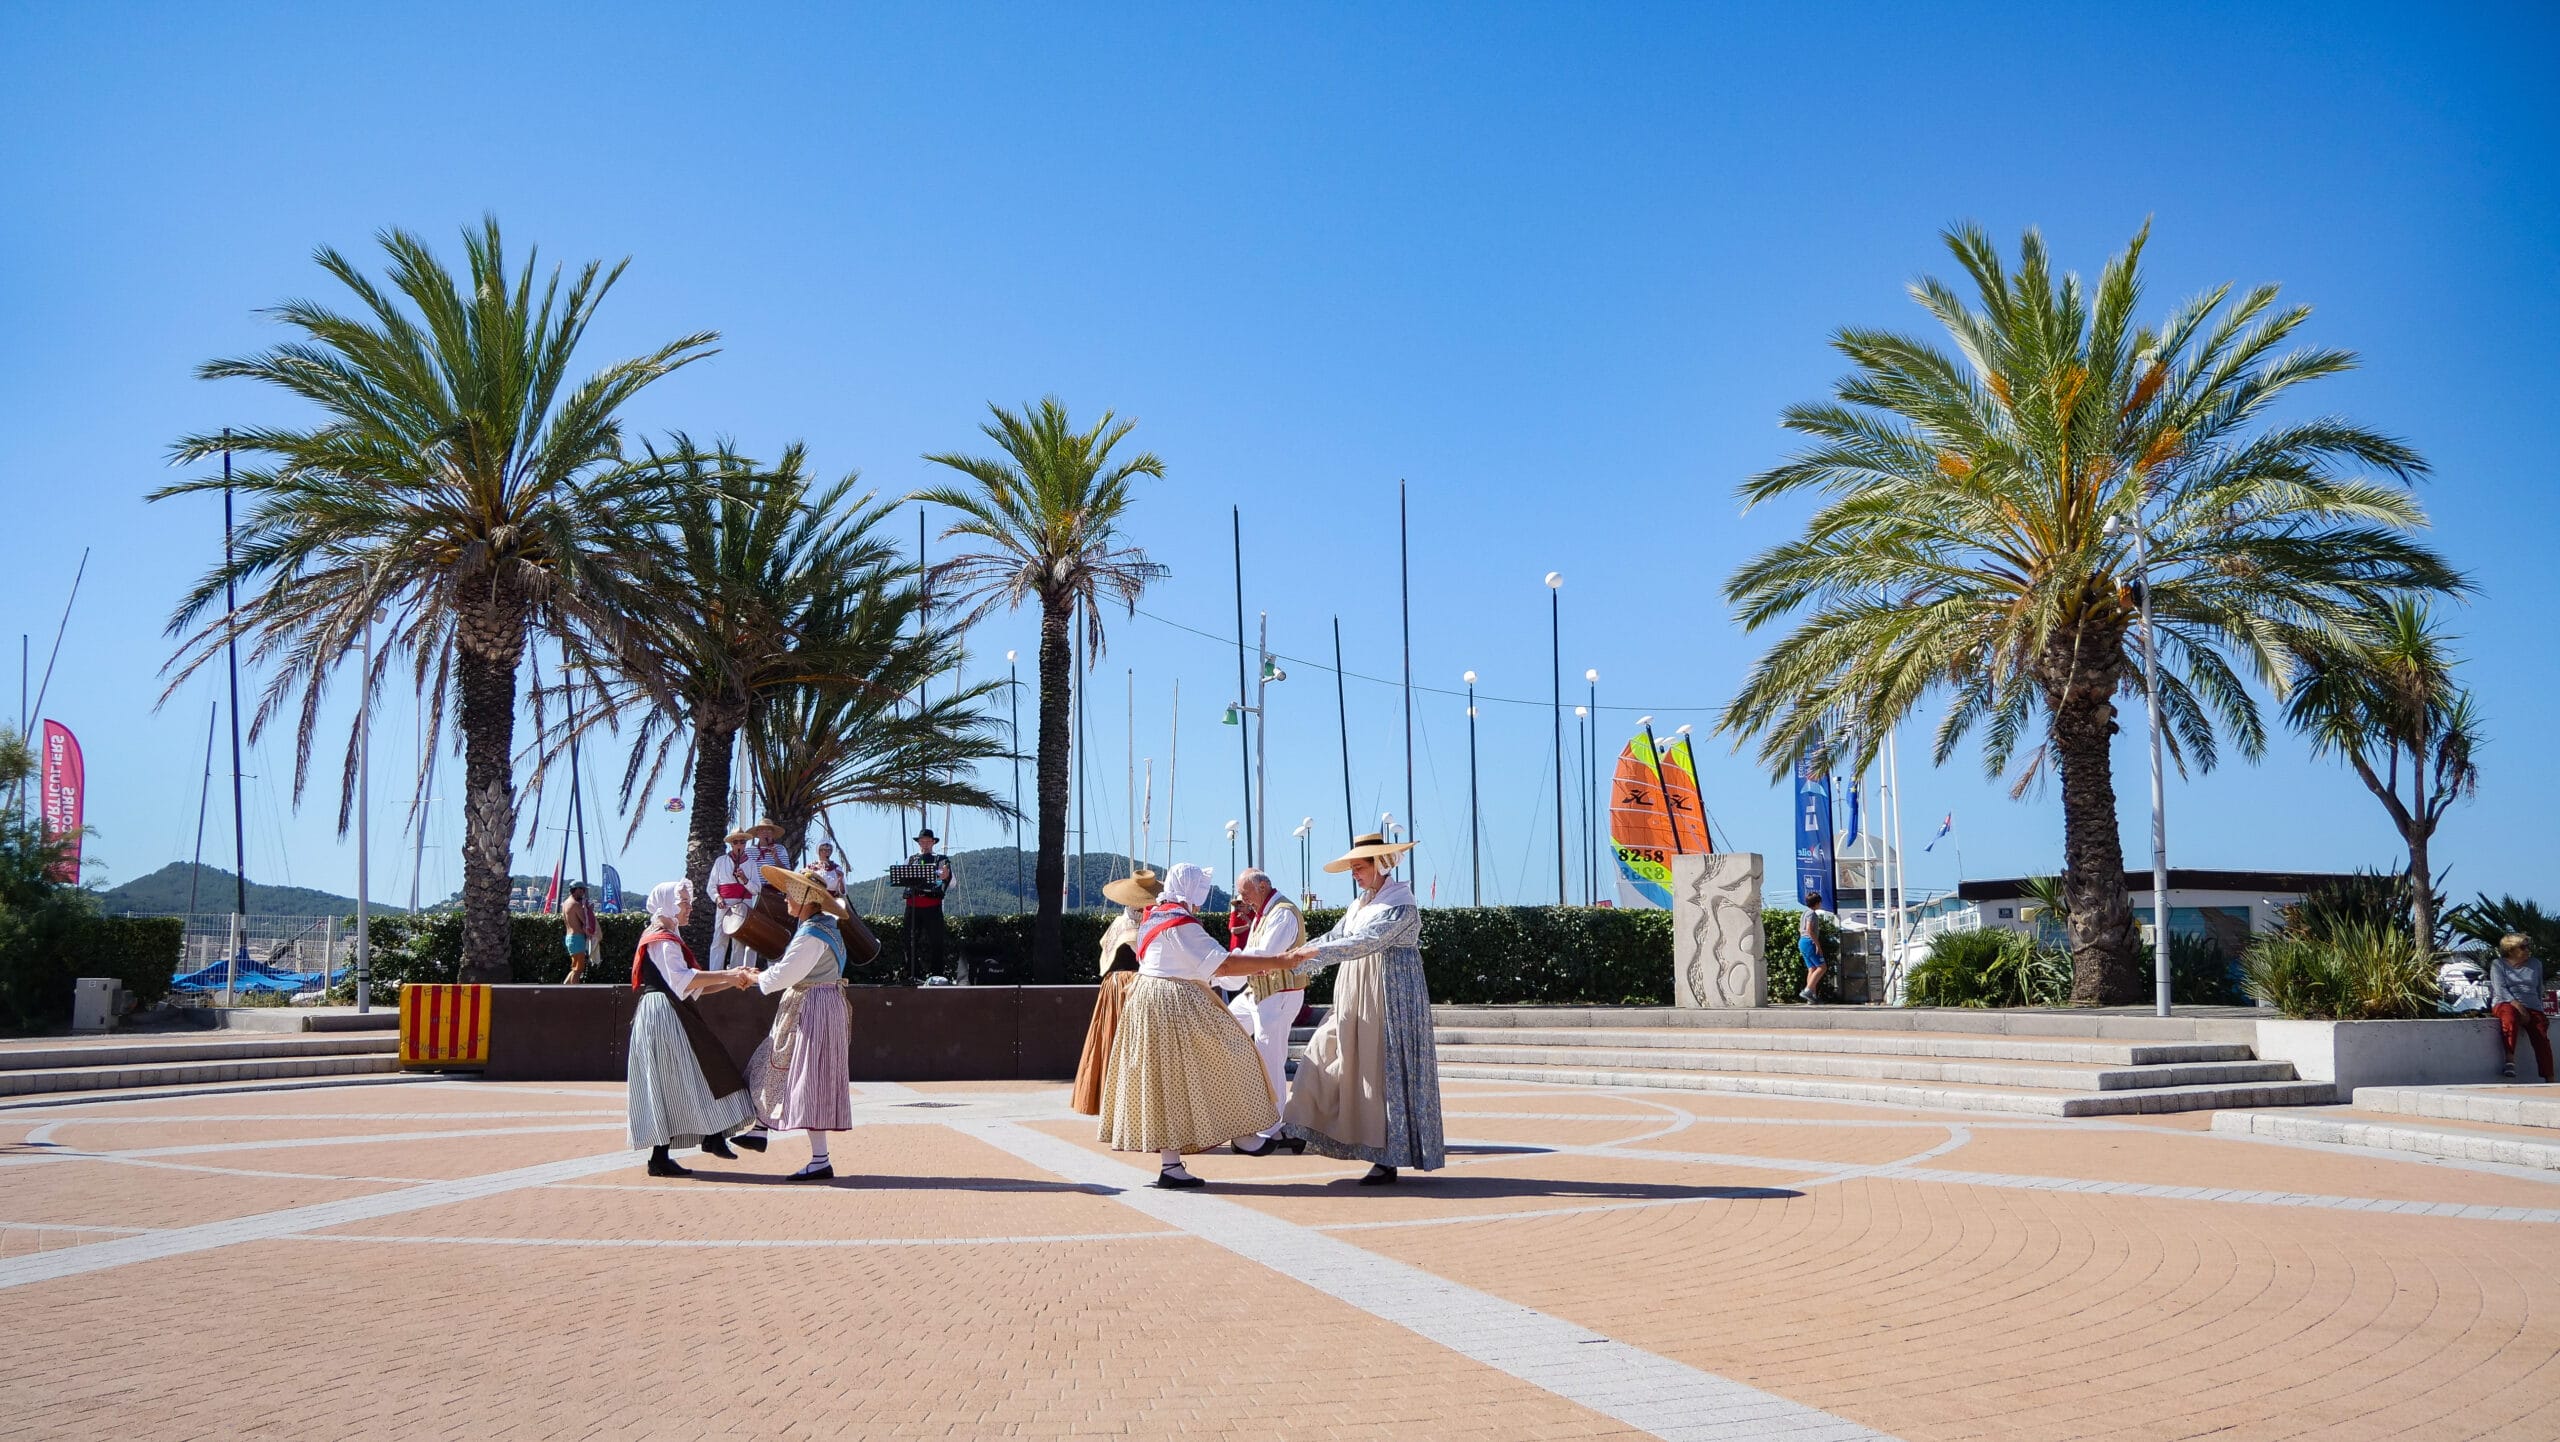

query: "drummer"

left=706, top=829, right=761, bottom=970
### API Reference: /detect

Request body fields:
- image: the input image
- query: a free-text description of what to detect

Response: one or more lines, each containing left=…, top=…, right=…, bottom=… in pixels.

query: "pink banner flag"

left=40, top=720, right=83, bottom=884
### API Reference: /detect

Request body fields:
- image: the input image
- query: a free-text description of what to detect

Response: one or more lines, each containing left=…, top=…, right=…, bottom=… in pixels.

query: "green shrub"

left=1903, top=928, right=2068, bottom=1008
left=2241, top=920, right=2437, bottom=1020
left=0, top=907, right=182, bottom=1031
left=2169, top=931, right=2249, bottom=1007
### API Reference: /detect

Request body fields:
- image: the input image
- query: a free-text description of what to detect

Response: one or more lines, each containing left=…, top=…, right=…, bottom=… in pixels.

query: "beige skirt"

left=1098, top=975, right=1279, bottom=1153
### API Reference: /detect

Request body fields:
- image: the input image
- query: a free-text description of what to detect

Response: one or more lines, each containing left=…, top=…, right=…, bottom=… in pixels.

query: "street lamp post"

left=1574, top=704, right=1590, bottom=906
left=1546, top=572, right=1564, bottom=904
left=2106, top=510, right=2173, bottom=1018
left=1295, top=817, right=1314, bottom=905
left=1463, top=671, right=1481, bottom=906
left=1225, top=820, right=1239, bottom=890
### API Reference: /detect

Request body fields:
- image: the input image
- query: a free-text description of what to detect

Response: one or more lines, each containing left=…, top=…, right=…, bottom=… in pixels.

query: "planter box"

left=2254, top=1017, right=2506, bottom=1094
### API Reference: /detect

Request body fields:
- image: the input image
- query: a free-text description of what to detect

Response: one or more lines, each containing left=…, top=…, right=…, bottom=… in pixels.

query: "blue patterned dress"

left=1281, top=879, right=1444, bottom=1170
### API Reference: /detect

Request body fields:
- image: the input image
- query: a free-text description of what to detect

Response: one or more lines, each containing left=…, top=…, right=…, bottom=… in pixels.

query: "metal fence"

left=131, top=913, right=362, bottom=992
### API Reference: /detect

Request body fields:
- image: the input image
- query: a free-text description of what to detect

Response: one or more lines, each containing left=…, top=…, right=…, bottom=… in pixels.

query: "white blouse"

left=1136, top=906, right=1229, bottom=983
left=644, top=937, right=719, bottom=999
left=757, top=931, right=837, bottom=993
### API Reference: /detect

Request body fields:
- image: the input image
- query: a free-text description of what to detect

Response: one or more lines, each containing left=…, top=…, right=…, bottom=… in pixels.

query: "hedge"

left=352, top=904, right=1841, bottom=1007
left=0, top=909, right=183, bottom=1031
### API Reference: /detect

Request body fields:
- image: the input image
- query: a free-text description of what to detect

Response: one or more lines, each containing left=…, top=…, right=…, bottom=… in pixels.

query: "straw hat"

left=1322, top=832, right=1415, bottom=874
left=1102, top=868, right=1164, bottom=908
left=723, top=827, right=754, bottom=844
left=750, top=818, right=784, bottom=840
left=760, top=864, right=849, bottom=920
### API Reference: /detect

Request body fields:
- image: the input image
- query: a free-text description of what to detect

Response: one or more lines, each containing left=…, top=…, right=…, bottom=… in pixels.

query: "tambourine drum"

left=721, top=905, right=793, bottom=959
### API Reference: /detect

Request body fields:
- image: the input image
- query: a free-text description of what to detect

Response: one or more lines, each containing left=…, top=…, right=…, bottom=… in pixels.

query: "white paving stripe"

left=0, top=1149, right=635, bottom=1291
left=288, top=1229, right=1180, bottom=1249
left=961, top=1117, right=1896, bottom=1442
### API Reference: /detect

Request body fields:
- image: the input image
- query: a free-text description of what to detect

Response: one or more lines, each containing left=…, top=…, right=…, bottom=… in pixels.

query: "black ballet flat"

left=784, top=1163, right=834, bottom=1183
left=1275, top=1136, right=1308, bottom=1155
left=1356, top=1165, right=1398, bottom=1186
left=730, top=1132, right=769, bottom=1152
left=1154, top=1168, right=1206, bottom=1190
left=646, top=1154, right=693, bottom=1178
left=698, top=1136, right=738, bottom=1160
left=1231, top=1136, right=1277, bottom=1157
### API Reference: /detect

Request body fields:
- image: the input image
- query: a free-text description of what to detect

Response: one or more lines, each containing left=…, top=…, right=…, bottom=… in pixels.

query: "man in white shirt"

left=706, top=830, right=761, bottom=970
left=747, top=818, right=792, bottom=874
left=812, top=841, right=847, bottom=898
left=1225, top=867, right=1309, bottom=1156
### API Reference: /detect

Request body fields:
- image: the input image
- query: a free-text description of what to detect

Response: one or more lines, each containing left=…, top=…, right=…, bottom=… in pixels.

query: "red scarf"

left=631, top=926, right=696, bottom=990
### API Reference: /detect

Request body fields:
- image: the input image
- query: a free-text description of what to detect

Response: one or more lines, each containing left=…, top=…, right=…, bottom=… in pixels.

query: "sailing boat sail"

left=1609, top=728, right=1713, bottom=909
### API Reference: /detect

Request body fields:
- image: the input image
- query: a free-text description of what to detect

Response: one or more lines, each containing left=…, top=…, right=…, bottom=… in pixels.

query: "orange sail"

left=1609, top=729, right=1712, bottom=909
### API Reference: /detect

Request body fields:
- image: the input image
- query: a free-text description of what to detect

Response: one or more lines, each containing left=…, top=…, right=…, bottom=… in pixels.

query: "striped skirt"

left=627, top=991, right=752, bottom=1150
left=747, top=983, right=852, bottom=1133
left=1098, top=975, right=1279, bottom=1153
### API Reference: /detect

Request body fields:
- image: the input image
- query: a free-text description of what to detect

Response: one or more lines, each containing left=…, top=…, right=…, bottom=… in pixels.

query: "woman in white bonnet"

left=625, top=878, right=757, bottom=1177
left=1095, top=861, right=1279, bottom=1188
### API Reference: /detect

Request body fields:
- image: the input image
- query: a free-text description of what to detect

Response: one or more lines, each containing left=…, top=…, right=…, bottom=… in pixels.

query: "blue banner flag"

left=1834, top=774, right=1862, bottom=850
left=1793, top=747, right=1836, bottom=911
left=598, top=863, right=624, bottom=914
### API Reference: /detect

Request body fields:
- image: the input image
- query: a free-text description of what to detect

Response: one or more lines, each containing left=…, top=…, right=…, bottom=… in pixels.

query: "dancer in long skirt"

left=1097, top=862, right=1279, bottom=1188
left=731, top=866, right=854, bottom=1181
left=1072, top=869, right=1161, bottom=1116
left=1262, top=833, right=1444, bottom=1185
left=627, top=880, right=758, bottom=1177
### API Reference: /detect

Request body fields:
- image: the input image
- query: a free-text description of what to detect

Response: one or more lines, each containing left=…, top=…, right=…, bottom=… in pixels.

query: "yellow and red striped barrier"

left=399, top=984, right=492, bottom=1069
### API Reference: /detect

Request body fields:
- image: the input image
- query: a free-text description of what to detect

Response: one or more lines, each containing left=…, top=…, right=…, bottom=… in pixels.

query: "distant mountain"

left=431, top=875, right=647, bottom=913
left=842, top=848, right=1229, bottom=916
left=99, top=863, right=384, bottom=918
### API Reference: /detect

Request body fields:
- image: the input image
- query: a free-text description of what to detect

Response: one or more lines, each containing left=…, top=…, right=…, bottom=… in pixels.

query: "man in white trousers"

left=1225, top=868, right=1309, bottom=1157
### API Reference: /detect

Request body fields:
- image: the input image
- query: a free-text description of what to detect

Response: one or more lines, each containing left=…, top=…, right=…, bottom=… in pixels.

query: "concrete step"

left=2212, top=1106, right=2560, bottom=1170
left=1439, top=1060, right=2333, bottom=1117
left=2348, top=1085, right=2560, bottom=1131
left=1429, top=1004, right=2264, bottom=1045
left=0, top=1034, right=396, bottom=1073
left=1436, top=1026, right=2258, bottom=1067
left=0, top=1052, right=398, bottom=1098
left=1433, top=1041, right=2296, bottom=1093
left=212, top=1007, right=401, bottom=1033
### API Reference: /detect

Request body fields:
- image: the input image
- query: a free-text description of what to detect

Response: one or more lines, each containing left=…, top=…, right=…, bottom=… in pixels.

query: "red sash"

left=1137, top=904, right=1203, bottom=960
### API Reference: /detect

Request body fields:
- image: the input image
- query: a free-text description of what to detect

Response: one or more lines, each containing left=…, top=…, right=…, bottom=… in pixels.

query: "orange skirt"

left=1070, top=970, right=1139, bottom=1115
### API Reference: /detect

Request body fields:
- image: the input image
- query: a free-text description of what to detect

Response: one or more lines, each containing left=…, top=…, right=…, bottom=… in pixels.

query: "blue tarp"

left=171, top=955, right=342, bottom=993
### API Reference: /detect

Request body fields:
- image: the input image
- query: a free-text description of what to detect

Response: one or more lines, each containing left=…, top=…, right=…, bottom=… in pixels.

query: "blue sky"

left=3, top=3, right=2554, bottom=911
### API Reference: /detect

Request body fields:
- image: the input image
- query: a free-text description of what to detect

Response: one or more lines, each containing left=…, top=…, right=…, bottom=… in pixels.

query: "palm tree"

left=1719, top=223, right=2460, bottom=1004
left=915, top=398, right=1167, bottom=982
left=750, top=676, right=1015, bottom=866
left=154, top=218, right=716, bottom=984
left=2283, top=596, right=2480, bottom=956
left=579, top=441, right=914, bottom=953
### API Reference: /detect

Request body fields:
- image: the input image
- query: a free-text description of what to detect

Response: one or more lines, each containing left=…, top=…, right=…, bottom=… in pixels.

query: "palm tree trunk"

left=1032, top=593, right=1074, bottom=983
left=2405, top=737, right=2434, bottom=959
left=2042, top=621, right=2143, bottom=1005
left=684, top=720, right=737, bottom=956
left=454, top=600, right=527, bottom=986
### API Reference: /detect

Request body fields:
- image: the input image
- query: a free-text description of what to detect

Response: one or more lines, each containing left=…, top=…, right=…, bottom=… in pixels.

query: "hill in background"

left=99, top=863, right=381, bottom=918
left=843, top=848, right=1229, bottom=916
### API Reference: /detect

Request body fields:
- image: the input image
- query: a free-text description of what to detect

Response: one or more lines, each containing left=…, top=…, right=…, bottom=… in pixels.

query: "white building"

left=1957, top=869, right=2361, bottom=957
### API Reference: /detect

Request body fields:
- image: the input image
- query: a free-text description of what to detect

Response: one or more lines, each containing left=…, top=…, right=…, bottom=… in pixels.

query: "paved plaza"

left=5, top=1071, right=2559, bottom=1441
